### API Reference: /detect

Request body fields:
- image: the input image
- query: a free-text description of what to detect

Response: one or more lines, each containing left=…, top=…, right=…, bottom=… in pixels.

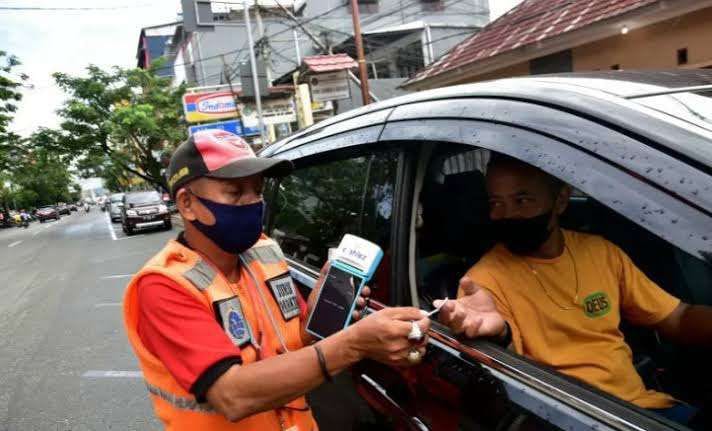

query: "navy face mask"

left=191, top=195, right=264, bottom=255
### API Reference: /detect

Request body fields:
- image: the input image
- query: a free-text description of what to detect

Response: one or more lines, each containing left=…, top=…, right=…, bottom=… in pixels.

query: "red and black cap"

left=166, top=130, right=293, bottom=197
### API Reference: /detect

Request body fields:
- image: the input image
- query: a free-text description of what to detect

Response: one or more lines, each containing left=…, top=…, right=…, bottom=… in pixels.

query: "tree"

left=51, top=61, right=187, bottom=192
left=0, top=51, right=25, bottom=172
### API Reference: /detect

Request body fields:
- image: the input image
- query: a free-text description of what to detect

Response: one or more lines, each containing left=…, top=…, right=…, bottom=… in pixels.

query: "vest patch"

left=583, top=291, right=612, bottom=318
left=214, top=296, right=254, bottom=347
left=267, top=274, right=301, bottom=321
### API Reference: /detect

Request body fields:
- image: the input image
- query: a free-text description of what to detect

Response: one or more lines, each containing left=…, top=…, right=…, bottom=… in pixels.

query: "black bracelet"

left=313, top=345, right=332, bottom=383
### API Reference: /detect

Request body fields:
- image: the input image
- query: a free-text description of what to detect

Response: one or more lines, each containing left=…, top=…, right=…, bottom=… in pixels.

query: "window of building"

left=421, top=0, right=445, bottom=12
left=270, top=151, right=398, bottom=270
left=368, top=61, right=392, bottom=79
left=396, top=41, right=424, bottom=78
left=345, top=0, right=380, bottom=14
left=677, top=48, right=688, bottom=65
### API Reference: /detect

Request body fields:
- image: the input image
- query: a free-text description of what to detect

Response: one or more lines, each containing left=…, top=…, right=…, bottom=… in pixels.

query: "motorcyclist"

left=84, top=202, right=90, bottom=212
left=19, top=209, right=30, bottom=228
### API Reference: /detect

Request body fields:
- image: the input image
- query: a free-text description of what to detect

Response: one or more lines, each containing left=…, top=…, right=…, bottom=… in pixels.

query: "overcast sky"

left=2, top=0, right=523, bottom=137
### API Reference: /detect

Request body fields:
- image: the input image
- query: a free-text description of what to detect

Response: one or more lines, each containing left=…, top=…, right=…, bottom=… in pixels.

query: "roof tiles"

left=303, top=54, right=358, bottom=73
left=408, top=0, right=659, bottom=85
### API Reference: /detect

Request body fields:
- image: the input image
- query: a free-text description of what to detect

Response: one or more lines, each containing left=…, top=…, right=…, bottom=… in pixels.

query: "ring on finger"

left=407, top=321, right=423, bottom=342
left=407, top=348, right=423, bottom=364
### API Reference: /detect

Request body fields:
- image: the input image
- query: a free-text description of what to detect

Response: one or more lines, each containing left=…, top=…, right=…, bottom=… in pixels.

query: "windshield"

left=633, top=91, right=712, bottom=133
left=39, top=206, right=54, bottom=211
left=110, top=194, right=124, bottom=202
left=126, top=191, right=161, bottom=205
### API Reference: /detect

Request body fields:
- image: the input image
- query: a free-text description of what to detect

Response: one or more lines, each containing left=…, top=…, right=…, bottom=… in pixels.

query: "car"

left=36, top=206, right=60, bottom=223
left=69, top=204, right=78, bottom=212
left=56, top=203, right=71, bottom=216
left=108, top=193, right=125, bottom=222
left=259, top=70, right=712, bottom=431
left=121, top=190, right=171, bottom=235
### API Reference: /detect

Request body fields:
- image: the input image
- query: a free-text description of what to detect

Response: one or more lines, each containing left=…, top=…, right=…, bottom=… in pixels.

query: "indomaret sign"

left=183, top=90, right=238, bottom=123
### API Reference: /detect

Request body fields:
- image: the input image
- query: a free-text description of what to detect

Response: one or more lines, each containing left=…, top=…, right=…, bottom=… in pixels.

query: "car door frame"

left=261, top=94, right=710, bottom=431
left=375, top=98, right=710, bottom=431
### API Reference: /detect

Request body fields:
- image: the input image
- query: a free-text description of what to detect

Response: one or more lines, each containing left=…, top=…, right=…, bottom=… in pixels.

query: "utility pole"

left=243, top=0, right=267, bottom=145
left=274, top=2, right=380, bottom=103
left=349, top=0, right=371, bottom=105
left=220, top=55, right=241, bottom=123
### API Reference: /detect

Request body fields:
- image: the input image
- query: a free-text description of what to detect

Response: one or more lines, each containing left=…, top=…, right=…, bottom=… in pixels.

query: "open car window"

left=412, top=142, right=710, bottom=430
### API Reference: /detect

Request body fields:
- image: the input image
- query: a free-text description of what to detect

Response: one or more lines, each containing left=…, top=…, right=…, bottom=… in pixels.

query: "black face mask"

left=492, top=211, right=553, bottom=255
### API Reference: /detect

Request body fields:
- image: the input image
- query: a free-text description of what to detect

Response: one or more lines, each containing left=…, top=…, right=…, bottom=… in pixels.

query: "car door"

left=263, top=142, right=416, bottom=429
left=356, top=95, right=711, bottom=431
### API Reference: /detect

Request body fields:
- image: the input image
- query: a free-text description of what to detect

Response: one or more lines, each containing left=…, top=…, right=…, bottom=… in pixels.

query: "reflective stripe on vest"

left=182, top=259, right=216, bottom=291
left=242, top=244, right=284, bottom=265
left=146, top=381, right=215, bottom=413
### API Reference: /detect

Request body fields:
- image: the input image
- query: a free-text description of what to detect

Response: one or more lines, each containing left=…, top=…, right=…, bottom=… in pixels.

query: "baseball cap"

left=166, top=129, right=293, bottom=197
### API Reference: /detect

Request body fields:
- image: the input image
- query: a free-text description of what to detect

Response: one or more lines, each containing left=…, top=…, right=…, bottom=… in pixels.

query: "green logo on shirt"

left=583, top=291, right=611, bottom=318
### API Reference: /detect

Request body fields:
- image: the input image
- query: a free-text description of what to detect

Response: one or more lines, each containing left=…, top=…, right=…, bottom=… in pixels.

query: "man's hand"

left=436, top=277, right=506, bottom=339
left=308, top=261, right=371, bottom=322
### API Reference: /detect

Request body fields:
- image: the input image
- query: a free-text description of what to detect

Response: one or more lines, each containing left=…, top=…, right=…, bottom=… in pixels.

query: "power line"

left=0, top=4, right=153, bottom=11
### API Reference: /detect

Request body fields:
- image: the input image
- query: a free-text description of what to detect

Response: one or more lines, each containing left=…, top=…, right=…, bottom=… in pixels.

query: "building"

left=161, top=0, right=489, bottom=103
left=404, top=0, right=712, bottom=91
left=137, top=22, right=180, bottom=78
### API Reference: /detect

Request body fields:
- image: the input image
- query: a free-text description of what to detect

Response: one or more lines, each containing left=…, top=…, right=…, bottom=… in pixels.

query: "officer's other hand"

left=351, top=285, right=370, bottom=322
left=349, top=307, right=429, bottom=367
left=436, top=277, right=505, bottom=338
left=309, top=261, right=371, bottom=322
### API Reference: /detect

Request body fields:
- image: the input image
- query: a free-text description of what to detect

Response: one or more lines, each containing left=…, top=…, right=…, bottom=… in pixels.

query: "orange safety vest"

left=123, top=235, right=318, bottom=431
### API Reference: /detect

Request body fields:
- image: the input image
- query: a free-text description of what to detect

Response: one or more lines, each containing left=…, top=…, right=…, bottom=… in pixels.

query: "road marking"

left=115, top=234, right=146, bottom=241
left=82, top=370, right=143, bottom=379
left=32, top=230, right=41, bottom=237
left=94, top=302, right=121, bottom=308
left=105, top=213, right=117, bottom=241
left=100, top=274, right=133, bottom=279
left=8, top=240, right=22, bottom=248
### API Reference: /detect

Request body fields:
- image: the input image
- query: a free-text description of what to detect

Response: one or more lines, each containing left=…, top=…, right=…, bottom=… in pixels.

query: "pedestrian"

left=123, top=130, right=430, bottom=431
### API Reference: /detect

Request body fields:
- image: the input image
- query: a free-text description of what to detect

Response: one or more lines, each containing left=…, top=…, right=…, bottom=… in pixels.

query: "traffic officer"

left=123, top=130, right=429, bottom=431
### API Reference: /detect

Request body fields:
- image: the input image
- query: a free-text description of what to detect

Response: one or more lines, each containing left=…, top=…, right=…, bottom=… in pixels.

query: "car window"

left=110, top=194, right=124, bottom=202
left=414, top=143, right=711, bottom=430
left=125, top=192, right=161, bottom=205
left=270, top=151, right=398, bottom=278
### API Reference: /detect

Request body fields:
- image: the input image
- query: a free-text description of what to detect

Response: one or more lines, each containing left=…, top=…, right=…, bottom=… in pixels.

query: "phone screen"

left=307, top=266, right=363, bottom=339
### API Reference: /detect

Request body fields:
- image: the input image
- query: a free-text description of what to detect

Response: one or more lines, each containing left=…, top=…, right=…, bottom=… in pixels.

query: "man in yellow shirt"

left=436, top=155, right=712, bottom=426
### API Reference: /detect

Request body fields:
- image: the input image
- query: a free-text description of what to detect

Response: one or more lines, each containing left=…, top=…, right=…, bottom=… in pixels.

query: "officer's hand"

left=436, top=277, right=506, bottom=338
left=349, top=307, right=429, bottom=367
left=308, top=261, right=371, bottom=322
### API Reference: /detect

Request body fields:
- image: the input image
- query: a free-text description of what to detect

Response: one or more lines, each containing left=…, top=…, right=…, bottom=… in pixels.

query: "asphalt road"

left=0, top=209, right=171, bottom=430
left=0, top=209, right=378, bottom=431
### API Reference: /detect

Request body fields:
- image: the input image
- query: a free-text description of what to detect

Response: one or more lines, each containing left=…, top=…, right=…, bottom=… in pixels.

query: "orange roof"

left=408, top=0, right=659, bottom=86
left=303, top=54, right=358, bottom=73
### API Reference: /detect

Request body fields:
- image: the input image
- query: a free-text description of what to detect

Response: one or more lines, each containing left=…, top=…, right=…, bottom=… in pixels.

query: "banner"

left=183, top=91, right=238, bottom=123
left=239, top=97, right=296, bottom=128
left=188, top=119, right=261, bottom=137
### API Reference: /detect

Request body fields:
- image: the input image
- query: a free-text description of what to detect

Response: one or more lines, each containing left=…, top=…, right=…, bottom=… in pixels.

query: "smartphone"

left=306, top=234, right=383, bottom=339
left=306, top=265, right=364, bottom=339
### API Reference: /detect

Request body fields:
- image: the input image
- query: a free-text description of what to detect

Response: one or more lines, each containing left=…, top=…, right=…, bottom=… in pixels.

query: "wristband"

left=314, top=345, right=332, bottom=383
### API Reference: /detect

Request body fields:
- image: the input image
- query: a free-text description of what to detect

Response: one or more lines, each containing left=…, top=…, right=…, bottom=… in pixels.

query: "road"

left=0, top=210, right=170, bottom=430
left=0, top=209, right=376, bottom=431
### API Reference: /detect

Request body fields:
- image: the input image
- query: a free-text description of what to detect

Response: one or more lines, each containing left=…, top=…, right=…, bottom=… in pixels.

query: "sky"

left=2, top=0, right=524, bottom=138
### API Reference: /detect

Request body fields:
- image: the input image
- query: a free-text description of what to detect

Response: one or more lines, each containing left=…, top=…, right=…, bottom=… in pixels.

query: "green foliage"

left=0, top=51, right=24, bottom=171
left=2, top=141, right=77, bottom=209
left=48, top=61, right=187, bottom=192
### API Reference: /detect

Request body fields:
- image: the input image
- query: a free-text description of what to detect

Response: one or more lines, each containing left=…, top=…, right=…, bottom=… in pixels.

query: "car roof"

left=262, top=70, right=712, bottom=169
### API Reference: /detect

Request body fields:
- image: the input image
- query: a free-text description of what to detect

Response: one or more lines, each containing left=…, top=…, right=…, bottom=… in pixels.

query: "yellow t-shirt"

left=464, top=229, right=680, bottom=409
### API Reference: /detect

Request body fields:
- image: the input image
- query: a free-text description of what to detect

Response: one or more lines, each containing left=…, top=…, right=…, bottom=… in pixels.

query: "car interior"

left=414, top=144, right=712, bottom=428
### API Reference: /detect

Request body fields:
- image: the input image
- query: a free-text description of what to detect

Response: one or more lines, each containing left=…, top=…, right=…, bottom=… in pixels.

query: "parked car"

left=121, top=190, right=171, bottom=235
left=108, top=193, right=125, bottom=222
left=260, top=70, right=712, bottom=431
left=69, top=203, right=78, bottom=212
left=36, top=206, right=60, bottom=223
left=56, top=203, right=71, bottom=215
